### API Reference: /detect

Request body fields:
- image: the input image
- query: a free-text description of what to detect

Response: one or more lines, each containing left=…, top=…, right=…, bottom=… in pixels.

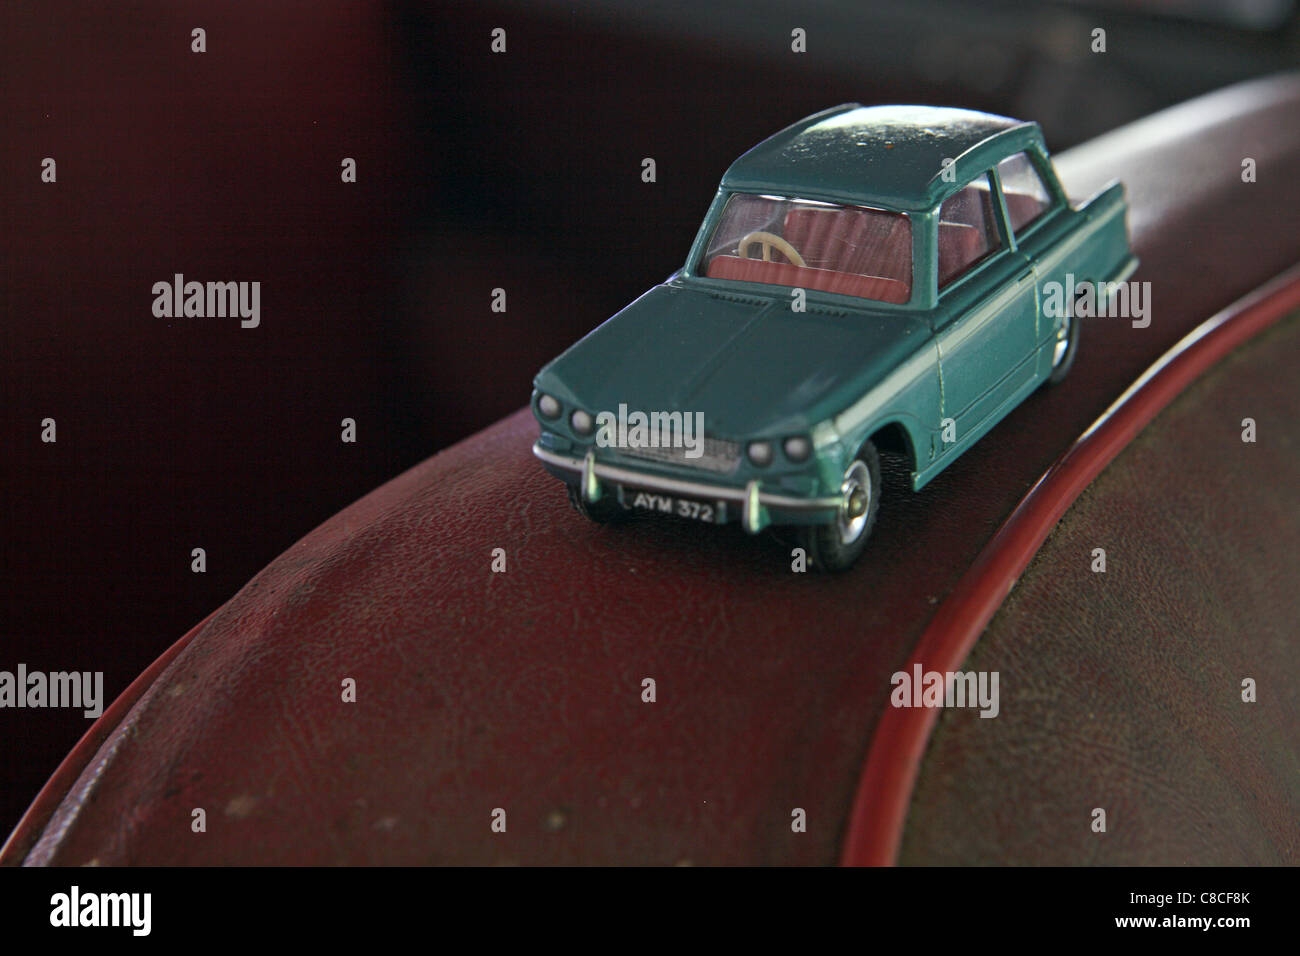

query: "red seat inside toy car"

left=1001, top=191, right=1048, bottom=232
left=706, top=205, right=912, bottom=303
left=783, top=207, right=870, bottom=269
left=783, top=207, right=912, bottom=277
left=937, top=221, right=987, bottom=287
left=705, top=255, right=910, bottom=304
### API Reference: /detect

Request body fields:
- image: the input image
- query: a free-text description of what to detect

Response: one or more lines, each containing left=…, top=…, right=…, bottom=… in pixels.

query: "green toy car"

left=532, top=104, right=1137, bottom=570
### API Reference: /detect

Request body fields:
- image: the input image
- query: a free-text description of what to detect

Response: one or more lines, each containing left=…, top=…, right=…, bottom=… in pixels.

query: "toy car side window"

left=937, top=173, right=1001, bottom=289
left=996, top=152, right=1053, bottom=235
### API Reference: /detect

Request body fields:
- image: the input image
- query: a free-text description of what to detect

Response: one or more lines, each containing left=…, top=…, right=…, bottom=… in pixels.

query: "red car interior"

left=1001, top=191, right=1048, bottom=231
left=937, top=222, right=986, bottom=287
left=706, top=254, right=911, bottom=303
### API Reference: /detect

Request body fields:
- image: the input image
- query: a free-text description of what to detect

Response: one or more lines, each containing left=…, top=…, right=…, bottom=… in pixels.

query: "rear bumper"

left=532, top=443, right=842, bottom=534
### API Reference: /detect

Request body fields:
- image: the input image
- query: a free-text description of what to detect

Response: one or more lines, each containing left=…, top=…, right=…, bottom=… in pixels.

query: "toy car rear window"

left=702, top=194, right=912, bottom=305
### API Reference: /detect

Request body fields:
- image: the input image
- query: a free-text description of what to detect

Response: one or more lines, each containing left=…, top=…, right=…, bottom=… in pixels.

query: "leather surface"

left=4, top=2, right=904, bottom=832
left=10, top=75, right=1300, bottom=865
left=901, top=315, right=1300, bottom=864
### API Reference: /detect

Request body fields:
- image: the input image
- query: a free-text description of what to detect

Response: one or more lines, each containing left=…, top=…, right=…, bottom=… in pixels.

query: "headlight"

left=783, top=435, right=811, bottom=462
left=570, top=409, right=595, bottom=435
left=538, top=393, right=561, bottom=419
left=747, top=440, right=773, bottom=467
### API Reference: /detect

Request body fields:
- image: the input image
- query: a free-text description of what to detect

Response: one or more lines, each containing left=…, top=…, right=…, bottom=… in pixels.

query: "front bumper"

left=532, top=442, right=843, bottom=534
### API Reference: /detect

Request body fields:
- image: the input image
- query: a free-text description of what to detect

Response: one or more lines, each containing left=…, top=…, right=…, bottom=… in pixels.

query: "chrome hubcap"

left=1052, top=313, right=1072, bottom=368
left=837, top=460, right=871, bottom=545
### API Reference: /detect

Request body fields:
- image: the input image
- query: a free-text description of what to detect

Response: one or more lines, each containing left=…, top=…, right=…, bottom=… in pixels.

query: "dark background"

left=2, top=0, right=1297, bottom=839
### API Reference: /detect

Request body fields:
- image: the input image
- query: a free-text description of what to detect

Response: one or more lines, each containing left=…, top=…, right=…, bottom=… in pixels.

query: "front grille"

left=620, top=434, right=741, bottom=474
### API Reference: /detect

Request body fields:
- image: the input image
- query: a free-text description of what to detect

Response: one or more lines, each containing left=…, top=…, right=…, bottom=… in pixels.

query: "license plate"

left=626, top=490, right=720, bottom=523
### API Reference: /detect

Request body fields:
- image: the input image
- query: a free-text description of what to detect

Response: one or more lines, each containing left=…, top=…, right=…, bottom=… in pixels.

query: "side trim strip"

left=839, top=262, right=1300, bottom=866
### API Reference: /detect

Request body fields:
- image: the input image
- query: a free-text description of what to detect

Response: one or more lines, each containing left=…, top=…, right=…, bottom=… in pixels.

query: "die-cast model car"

left=532, top=104, right=1136, bottom=569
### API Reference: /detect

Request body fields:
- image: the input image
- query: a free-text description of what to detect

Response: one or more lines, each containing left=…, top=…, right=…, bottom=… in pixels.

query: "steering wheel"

left=737, top=231, right=806, bottom=268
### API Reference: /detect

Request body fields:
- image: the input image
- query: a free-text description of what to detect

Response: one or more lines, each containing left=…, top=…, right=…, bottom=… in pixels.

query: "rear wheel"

left=796, top=443, right=881, bottom=572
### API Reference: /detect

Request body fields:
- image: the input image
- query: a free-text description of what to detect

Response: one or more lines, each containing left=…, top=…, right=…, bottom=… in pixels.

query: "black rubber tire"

left=796, top=442, right=882, bottom=572
left=566, top=482, right=628, bottom=523
left=1044, top=296, right=1081, bottom=386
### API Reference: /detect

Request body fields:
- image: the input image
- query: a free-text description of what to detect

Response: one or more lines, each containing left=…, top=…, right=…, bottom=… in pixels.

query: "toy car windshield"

left=702, top=193, right=913, bottom=305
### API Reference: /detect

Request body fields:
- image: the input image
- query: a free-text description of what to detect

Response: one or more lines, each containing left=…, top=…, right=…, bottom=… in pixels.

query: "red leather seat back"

left=784, top=208, right=869, bottom=268
left=783, top=207, right=911, bottom=280
left=937, top=222, right=984, bottom=286
left=1002, top=191, right=1047, bottom=232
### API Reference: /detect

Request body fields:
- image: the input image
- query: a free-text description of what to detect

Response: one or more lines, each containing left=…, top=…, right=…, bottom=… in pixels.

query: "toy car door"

left=933, top=172, right=1037, bottom=442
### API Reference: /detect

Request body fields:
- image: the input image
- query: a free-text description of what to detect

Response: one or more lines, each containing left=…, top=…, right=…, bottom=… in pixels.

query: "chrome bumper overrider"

left=532, top=442, right=843, bottom=534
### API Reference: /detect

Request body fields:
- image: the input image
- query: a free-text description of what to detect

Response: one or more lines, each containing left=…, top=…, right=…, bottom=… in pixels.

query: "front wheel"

left=1044, top=301, right=1080, bottom=386
left=566, top=482, right=628, bottom=523
left=796, top=443, right=881, bottom=572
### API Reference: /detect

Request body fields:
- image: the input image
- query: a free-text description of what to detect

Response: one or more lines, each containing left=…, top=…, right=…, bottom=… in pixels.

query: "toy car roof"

left=720, top=104, right=1042, bottom=212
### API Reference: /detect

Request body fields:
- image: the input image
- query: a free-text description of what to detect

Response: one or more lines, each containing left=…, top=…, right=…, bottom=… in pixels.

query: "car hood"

left=536, top=281, right=932, bottom=437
